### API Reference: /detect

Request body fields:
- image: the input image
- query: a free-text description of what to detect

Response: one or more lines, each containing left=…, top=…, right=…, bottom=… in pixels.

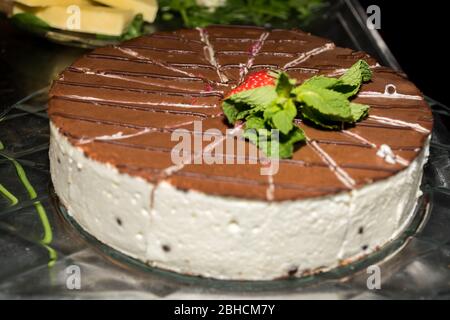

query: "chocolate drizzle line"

left=283, top=43, right=335, bottom=70
left=66, top=67, right=225, bottom=95
left=307, top=139, right=355, bottom=189
left=342, top=130, right=409, bottom=166
left=48, top=26, right=433, bottom=202
left=54, top=80, right=221, bottom=97
left=115, top=46, right=211, bottom=83
left=239, top=31, right=269, bottom=84
left=197, top=27, right=229, bottom=83
left=53, top=94, right=218, bottom=109
left=52, top=96, right=213, bottom=118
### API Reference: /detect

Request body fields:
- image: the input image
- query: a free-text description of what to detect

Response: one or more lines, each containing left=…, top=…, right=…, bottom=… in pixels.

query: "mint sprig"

left=222, top=60, right=372, bottom=158
left=158, top=0, right=328, bottom=28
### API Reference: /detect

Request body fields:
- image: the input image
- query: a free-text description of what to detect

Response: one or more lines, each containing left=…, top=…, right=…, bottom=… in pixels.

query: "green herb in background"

left=11, top=12, right=146, bottom=41
left=159, top=0, right=328, bottom=28
left=11, top=1, right=327, bottom=41
left=10, top=12, right=50, bottom=33
left=121, top=14, right=145, bottom=40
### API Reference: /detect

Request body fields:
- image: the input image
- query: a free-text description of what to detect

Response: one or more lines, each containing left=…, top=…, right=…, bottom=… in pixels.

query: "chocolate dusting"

left=48, top=26, right=433, bottom=201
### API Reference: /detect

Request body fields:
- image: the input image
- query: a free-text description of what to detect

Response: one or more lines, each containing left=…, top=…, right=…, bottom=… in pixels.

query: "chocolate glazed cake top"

left=48, top=25, right=433, bottom=201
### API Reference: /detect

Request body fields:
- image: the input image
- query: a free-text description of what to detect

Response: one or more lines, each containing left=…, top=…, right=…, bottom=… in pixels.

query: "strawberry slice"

left=226, top=70, right=276, bottom=97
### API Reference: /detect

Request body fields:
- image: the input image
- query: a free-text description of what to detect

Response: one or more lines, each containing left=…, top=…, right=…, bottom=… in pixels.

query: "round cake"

left=48, top=25, right=432, bottom=280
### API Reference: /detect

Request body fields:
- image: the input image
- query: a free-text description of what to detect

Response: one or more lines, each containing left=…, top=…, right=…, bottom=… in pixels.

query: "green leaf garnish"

left=275, top=72, right=296, bottom=98
left=246, top=116, right=266, bottom=130
left=295, top=85, right=353, bottom=122
left=121, top=14, right=145, bottom=41
left=349, top=102, right=370, bottom=122
left=225, top=86, right=278, bottom=110
left=300, top=75, right=340, bottom=89
left=222, top=100, right=239, bottom=124
left=222, top=60, right=372, bottom=158
left=333, top=59, right=372, bottom=98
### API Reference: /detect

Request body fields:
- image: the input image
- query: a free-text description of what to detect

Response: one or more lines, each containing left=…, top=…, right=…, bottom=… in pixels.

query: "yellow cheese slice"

left=15, top=0, right=93, bottom=7
left=14, top=4, right=135, bottom=36
left=92, top=0, right=157, bottom=23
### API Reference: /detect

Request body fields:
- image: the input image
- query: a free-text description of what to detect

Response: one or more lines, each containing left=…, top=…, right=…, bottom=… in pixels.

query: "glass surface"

left=1, top=0, right=449, bottom=299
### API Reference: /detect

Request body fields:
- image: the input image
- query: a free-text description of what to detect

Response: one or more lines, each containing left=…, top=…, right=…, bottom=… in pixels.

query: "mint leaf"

left=295, top=85, right=353, bottom=122
left=223, top=99, right=266, bottom=125
left=263, top=98, right=297, bottom=135
left=245, top=116, right=266, bottom=130
left=349, top=102, right=370, bottom=122
left=276, top=72, right=296, bottom=98
left=280, top=126, right=306, bottom=158
left=286, top=126, right=306, bottom=144
left=242, top=128, right=270, bottom=155
left=284, top=98, right=297, bottom=119
left=263, top=104, right=280, bottom=121
left=301, top=75, right=340, bottom=89
left=222, top=101, right=239, bottom=124
left=300, top=104, right=341, bottom=129
left=225, top=86, right=277, bottom=110
left=300, top=60, right=372, bottom=98
left=270, top=99, right=297, bottom=134
left=244, top=126, right=306, bottom=159
left=242, top=128, right=258, bottom=146
left=272, top=110, right=294, bottom=134
left=340, top=60, right=372, bottom=85
left=334, top=60, right=372, bottom=98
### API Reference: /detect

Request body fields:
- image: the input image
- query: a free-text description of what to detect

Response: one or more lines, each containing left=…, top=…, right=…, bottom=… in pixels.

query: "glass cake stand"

left=1, top=0, right=450, bottom=299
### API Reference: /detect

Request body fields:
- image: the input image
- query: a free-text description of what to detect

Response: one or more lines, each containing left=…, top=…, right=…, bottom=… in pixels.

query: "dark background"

left=359, top=0, right=447, bottom=105
left=1, top=1, right=447, bottom=107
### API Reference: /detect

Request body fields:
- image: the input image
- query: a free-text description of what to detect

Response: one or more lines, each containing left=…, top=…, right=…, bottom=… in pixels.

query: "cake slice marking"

left=51, top=96, right=215, bottom=118
left=326, top=63, right=381, bottom=77
left=55, top=94, right=218, bottom=109
left=266, top=173, right=275, bottom=201
left=116, top=46, right=210, bottom=82
left=239, top=31, right=270, bottom=84
left=197, top=27, right=229, bottom=83
left=283, top=43, right=335, bottom=70
left=342, top=130, right=410, bottom=166
left=358, top=84, right=423, bottom=101
left=67, top=67, right=225, bottom=95
left=307, top=139, right=356, bottom=189
left=368, top=115, right=430, bottom=134
left=76, top=128, right=152, bottom=145
left=85, top=53, right=223, bottom=83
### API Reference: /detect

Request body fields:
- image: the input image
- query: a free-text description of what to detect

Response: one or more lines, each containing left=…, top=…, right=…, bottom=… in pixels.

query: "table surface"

left=1, top=2, right=450, bottom=299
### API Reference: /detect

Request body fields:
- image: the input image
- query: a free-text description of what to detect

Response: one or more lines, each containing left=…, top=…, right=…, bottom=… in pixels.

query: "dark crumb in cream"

left=287, top=266, right=298, bottom=277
